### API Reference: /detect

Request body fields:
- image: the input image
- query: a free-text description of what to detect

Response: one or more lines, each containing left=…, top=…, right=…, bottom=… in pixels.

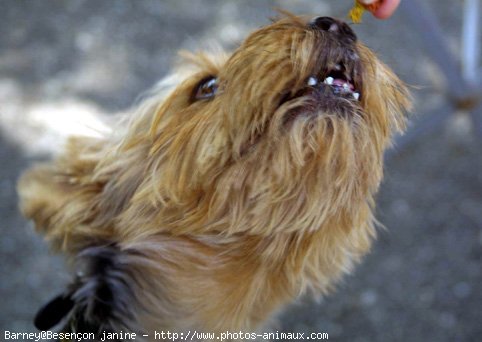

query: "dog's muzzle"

left=302, top=17, right=361, bottom=102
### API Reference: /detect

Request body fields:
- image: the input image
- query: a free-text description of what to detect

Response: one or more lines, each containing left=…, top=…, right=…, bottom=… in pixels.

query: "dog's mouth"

left=306, top=61, right=360, bottom=101
left=280, top=57, right=363, bottom=118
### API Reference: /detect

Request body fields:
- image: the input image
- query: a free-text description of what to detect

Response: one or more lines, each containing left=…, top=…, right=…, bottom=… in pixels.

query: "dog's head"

left=121, top=14, right=410, bottom=236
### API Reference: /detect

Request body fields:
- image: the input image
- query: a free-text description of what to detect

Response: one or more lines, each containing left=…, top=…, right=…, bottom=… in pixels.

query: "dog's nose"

left=309, top=16, right=357, bottom=42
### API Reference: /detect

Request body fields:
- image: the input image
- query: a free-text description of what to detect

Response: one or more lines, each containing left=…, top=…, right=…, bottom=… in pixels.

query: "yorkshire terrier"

left=18, top=13, right=410, bottom=341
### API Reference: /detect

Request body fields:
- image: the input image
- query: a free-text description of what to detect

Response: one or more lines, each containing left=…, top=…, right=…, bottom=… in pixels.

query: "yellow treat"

left=349, top=1, right=366, bottom=23
left=349, top=0, right=383, bottom=23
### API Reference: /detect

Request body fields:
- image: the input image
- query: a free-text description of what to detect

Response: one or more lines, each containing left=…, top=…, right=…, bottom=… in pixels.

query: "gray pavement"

left=1, top=1, right=481, bottom=341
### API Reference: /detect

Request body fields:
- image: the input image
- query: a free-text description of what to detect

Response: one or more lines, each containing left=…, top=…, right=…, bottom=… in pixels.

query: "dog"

left=18, top=12, right=410, bottom=340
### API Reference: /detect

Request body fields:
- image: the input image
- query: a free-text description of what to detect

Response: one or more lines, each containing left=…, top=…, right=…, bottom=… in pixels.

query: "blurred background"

left=1, top=0, right=481, bottom=341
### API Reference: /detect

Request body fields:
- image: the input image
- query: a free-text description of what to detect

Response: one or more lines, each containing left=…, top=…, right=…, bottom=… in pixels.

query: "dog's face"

left=121, top=14, right=410, bottom=237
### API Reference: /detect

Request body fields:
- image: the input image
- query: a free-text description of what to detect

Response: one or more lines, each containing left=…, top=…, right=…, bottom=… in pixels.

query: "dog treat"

left=349, top=0, right=383, bottom=23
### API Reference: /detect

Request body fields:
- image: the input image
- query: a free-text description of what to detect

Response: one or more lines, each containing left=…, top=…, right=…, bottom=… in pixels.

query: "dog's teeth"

left=334, top=64, right=342, bottom=71
left=353, top=92, right=360, bottom=100
left=307, top=76, right=318, bottom=86
left=324, top=77, right=334, bottom=85
left=343, top=83, right=350, bottom=91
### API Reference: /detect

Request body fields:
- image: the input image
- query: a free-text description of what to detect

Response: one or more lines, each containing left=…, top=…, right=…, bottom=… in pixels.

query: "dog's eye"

left=193, top=76, right=218, bottom=101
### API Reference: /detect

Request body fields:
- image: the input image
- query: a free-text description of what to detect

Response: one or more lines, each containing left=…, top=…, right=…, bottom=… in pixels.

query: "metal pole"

left=462, top=0, right=480, bottom=85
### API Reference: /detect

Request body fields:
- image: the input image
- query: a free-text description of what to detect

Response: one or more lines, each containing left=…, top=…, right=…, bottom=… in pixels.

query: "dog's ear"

left=18, top=137, right=108, bottom=252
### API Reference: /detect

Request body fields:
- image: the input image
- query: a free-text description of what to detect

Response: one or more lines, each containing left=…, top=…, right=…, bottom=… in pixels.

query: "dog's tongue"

left=333, top=78, right=355, bottom=91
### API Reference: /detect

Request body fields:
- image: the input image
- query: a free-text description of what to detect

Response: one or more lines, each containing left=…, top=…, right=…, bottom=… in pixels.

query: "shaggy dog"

left=18, top=13, right=410, bottom=341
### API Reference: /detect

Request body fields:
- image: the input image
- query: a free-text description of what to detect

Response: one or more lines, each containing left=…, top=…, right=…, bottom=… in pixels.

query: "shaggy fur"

left=18, top=13, right=410, bottom=340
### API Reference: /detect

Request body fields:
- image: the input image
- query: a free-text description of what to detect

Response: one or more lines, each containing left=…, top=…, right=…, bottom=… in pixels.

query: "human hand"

left=359, top=0, right=401, bottom=19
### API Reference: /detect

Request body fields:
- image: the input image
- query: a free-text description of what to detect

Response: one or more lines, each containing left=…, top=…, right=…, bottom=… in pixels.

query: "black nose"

left=309, top=16, right=357, bottom=42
